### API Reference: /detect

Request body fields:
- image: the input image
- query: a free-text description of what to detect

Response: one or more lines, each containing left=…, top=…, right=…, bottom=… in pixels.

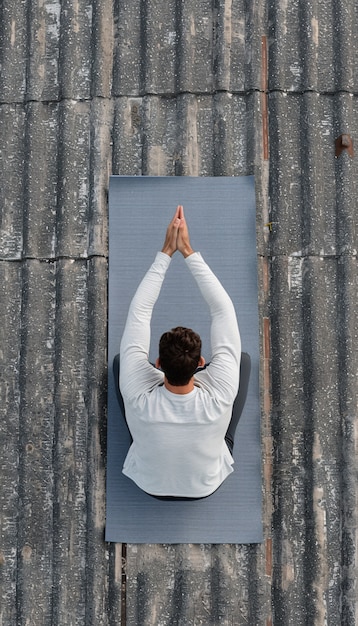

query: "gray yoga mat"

left=106, top=175, right=262, bottom=544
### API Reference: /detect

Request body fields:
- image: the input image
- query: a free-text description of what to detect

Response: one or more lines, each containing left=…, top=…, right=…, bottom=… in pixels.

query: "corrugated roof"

left=0, top=0, right=357, bottom=624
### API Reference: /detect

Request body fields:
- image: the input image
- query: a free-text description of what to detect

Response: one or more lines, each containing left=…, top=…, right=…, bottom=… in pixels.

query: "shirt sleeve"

left=185, top=252, right=241, bottom=403
left=119, top=252, right=171, bottom=400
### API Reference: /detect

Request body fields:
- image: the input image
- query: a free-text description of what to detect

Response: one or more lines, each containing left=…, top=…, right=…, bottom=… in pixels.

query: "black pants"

left=224, top=352, right=251, bottom=452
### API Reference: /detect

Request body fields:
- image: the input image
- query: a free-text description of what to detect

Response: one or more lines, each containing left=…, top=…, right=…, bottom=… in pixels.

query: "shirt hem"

left=122, top=468, right=233, bottom=499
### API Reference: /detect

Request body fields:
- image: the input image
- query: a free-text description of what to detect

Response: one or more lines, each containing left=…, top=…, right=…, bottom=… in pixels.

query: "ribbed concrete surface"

left=0, top=0, right=357, bottom=624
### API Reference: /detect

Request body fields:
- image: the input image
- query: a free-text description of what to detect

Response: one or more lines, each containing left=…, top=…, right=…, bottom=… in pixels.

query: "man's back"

left=119, top=207, right=241, bottom=498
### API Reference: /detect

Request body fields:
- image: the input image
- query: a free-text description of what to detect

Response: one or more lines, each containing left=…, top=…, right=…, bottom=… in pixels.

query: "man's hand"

left=177, top=205, right=194, bottom=258
left=161, top=206, right=181, bottom=257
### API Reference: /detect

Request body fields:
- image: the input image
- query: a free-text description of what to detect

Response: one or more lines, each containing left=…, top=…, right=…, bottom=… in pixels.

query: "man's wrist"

left=182, top=245, right=194, bottom=258
left=161, top=246, right=175, bottom=257
left=156, top=251, right=172, bottom=267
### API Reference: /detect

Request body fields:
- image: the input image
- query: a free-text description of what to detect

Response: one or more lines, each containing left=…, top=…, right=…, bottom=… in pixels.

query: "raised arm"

left=119, top=207, right=182, bottom=399
left=186, top=253, right=241, bottom=401
left=178, top=207, right=241, bottom=401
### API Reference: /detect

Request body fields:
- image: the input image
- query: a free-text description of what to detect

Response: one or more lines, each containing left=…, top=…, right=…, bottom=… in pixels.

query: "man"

left=118, top=205, right=242, bottom=498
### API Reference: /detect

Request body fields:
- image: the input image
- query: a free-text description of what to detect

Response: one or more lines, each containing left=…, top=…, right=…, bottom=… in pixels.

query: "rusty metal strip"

left=263, top=316, right=271, bottom=416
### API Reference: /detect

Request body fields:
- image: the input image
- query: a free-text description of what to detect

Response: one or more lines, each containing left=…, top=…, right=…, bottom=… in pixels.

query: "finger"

left=173, top=205, right=180, bottom=221
left=178, top=205, right=184, bottom=219
left=168, top=217, right=180, bottom=233
left=168, top=208, right=178, bottom=228
left=178, top=217, right=186, bottom=232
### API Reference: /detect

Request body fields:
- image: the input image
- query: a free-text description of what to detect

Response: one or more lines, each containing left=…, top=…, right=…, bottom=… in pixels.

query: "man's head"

left=157, top=326, right=203, bottom=386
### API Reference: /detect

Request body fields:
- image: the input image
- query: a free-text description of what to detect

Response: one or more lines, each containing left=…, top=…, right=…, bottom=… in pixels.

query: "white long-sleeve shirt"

left=119, top=251, right=241, bottom=497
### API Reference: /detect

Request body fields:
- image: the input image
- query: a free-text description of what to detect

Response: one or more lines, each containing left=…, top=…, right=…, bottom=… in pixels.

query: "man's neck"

left=164, top=377, right=195, bottom=395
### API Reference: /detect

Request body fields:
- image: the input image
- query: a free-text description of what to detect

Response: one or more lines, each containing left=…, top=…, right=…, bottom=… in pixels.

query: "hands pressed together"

left=161, top=205, right=194, bottom=258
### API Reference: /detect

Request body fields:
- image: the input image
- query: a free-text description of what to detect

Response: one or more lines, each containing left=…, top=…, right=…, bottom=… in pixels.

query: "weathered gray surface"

left=0, top=0, right=357, bottom=624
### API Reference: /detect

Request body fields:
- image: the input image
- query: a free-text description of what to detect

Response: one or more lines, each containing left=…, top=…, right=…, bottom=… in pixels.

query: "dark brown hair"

left=159, top=326, right=202, bottom=386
